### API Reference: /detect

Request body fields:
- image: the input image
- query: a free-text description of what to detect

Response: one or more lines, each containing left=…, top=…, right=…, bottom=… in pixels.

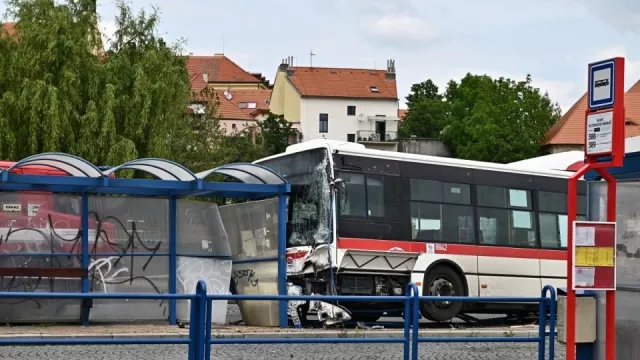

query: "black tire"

left=420, top=265, right=465, bottom=322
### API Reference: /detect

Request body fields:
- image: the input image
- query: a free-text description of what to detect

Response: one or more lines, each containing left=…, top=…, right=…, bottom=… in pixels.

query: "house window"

left=319, top=113, right=328, bottom=133
left=370, top=86, right=379, bottom=92
left=247, top=102, right=257, bottom=109
left=347, top=134, right=355, bottom=142
left=347, top=106, right=356, bottom=116
left=238, top=102, right=248, bottom=108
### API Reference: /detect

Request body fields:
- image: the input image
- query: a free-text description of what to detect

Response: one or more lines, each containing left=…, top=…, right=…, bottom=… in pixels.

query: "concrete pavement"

left=0, top=342, right=564, bottom=359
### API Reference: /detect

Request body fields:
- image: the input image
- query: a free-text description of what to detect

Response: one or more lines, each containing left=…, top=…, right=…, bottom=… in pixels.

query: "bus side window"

left=477, top=186, right=537, bottom=247
left=539, top=191, right=586, bottom=249
left=337, top=172, right=366, bottom=217
left=366, top=175, right=384, bottom=217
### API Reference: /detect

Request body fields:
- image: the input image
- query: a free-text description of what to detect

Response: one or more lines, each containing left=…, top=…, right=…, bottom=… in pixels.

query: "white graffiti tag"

left=89, top=257, right=129, bottom=293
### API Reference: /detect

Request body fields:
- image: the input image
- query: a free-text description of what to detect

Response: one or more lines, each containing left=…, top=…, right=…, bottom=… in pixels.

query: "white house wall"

left=299, top=98, right=399, bottom=142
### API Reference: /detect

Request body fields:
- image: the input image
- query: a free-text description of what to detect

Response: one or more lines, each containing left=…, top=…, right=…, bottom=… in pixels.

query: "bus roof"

left=255, top=139, right=578, bottom=179
left=0, top=161, right=70, bottom=176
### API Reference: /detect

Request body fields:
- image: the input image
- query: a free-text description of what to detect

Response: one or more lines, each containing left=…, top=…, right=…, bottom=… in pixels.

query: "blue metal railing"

left=0, top=282, right=556, bottom=360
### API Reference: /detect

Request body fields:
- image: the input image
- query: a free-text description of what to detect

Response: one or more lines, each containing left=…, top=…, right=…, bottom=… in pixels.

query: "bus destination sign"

left=572, top=221, right=616, bottom=291
left=584, top=57, right=624, bottom=165
left=585, top=111, right=613, bottom=155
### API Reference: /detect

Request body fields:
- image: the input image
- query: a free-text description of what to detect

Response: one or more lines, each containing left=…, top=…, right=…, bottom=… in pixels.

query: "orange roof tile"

left=190, top=72, right=208, bottom=94
left=224, top=89, right=272, bottom=114
left=285, top=67, right=397, bottom=99
left=543, top=82, right=640, bottom=146
left=187, top=54, right=259, bottom=84
left=1, top=22, right=16, bottom=38
left=398, top=109, right=407, bottom=120
left=214, top=90, right=254, bottom=121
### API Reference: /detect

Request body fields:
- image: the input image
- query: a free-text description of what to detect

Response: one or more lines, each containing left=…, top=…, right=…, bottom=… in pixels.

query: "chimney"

left=202, top=73, right=209, bottom=83
left=385, top=59, right=396, bottom=81
left=278, top=56, right=290, bottom=72
left=279, top=56, right=295, bottom=75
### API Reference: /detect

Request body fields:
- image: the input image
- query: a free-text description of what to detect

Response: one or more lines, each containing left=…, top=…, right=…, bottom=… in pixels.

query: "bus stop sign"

left=572, top=220, right=617, bottom=290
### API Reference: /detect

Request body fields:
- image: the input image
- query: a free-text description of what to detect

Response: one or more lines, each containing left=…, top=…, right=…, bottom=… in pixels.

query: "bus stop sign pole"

left=566, top=57, right=625, bottom=360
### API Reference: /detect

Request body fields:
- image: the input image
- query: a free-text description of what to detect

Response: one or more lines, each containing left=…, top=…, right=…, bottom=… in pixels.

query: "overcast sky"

left=3, top=0, right=640, bottom=112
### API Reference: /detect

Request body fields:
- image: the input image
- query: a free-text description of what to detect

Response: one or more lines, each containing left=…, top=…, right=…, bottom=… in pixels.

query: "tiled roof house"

left=186, top=54, right=273, bottom=135
left=542, top=81, right=640, bottom=153
left=269, top=57, right=400, bottom=150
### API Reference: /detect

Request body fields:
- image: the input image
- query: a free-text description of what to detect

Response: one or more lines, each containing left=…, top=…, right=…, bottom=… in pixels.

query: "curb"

left=0, top=328, right=541, bottom=340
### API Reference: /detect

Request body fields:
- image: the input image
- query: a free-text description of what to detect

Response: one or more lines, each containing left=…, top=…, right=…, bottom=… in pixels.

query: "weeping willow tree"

left=0, top=0, right=215, bottom=169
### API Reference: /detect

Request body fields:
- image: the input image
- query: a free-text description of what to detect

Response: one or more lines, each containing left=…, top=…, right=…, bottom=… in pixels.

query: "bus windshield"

left=256, top=148, right=332, bottom=247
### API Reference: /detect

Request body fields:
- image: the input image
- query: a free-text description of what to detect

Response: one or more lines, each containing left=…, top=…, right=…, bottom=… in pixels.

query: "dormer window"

left=370, top=86, right=379, bottom=92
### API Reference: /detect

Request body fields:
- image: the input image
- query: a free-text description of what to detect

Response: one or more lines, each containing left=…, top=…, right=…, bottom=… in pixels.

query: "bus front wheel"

left=420, top=265, right=464, bottom=322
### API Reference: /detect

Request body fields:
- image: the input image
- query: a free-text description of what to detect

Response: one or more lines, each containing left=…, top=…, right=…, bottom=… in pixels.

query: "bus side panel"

left=413, top=251, right=480, bottom=297
left=539, top=251, right=567, bottom=292
left=477, top=247, right=542, bottom=297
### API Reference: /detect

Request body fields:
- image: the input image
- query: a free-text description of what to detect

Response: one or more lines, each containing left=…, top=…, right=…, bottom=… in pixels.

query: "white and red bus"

left=254, top=140, right=587, bottom=322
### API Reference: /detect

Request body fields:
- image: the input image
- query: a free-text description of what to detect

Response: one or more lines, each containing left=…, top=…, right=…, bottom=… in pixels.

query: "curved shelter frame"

left=0, top=152, right=290, bottom=326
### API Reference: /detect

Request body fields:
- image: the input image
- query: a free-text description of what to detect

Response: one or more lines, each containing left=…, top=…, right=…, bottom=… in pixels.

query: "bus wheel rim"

left=429, top=277, right=455, bottom=309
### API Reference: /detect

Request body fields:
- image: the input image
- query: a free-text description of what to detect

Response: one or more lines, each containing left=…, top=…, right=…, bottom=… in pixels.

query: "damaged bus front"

left=254, top=141, right=415, bottom=326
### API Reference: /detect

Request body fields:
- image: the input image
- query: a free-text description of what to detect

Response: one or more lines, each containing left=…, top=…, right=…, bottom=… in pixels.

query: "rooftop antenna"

left=310, top=50, right=316, bottom=67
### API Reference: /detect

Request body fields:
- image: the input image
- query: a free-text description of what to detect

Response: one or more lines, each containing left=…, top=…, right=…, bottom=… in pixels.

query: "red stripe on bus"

left=337, top=237, right=567, bottom=261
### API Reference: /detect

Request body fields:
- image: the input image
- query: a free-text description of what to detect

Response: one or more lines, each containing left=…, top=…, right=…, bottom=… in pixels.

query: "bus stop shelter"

left=0, top=152, right=290, bottom=326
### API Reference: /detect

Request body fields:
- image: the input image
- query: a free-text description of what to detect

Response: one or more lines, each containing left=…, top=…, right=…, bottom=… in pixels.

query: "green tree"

left=257, top=112, right=298, bottom=155
left=441, top=73, right=561, bottom=163
left=0, top=0, right=194, bottom=167
left=399, top=80, right=447, bottom=138
left=399, top=74, right=561, bottom=163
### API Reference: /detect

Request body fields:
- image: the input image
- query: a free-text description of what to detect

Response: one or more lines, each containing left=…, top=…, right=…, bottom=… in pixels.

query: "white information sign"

left=575, top=226, right=596, bottom=246
left=575, top=266, right=595, bottom=287
left=588, top=59, right=615, bottom=110
left=592, top=68, right=612, bottom=103
left=585, top=111, right=613, bottom=155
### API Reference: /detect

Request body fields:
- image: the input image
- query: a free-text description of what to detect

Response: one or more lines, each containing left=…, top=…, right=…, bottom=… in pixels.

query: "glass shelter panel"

left=0, top=193, right=84, bottom=323
left=219, top=197, right=280, bottom=327
left=87, top=196, right=170, bottom=322
left=176, top=199, right=232, bottom=324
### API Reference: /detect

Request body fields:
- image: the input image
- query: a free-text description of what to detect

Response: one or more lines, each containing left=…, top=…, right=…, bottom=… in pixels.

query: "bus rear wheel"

left=420, top=265, right=464, bottom=322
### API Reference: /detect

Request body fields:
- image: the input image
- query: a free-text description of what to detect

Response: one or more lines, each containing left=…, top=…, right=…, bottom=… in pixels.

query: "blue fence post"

left=80, top=193, right=90, bottom=326
left=277, top=194, right=288, bottom=328
left=194, top=280, right=207, bottom=360
left=538, top=288, right=548, bottom=360
left=168, top=196, right=177, bottom=325
left=410, top=283, right=420, bottom=360
left=204, top=295, right=213, bottom=360
left=545, top=286, right=557, bottom=360
left=188, top=291, right=198, bottom=360
left=403, top=284, right=412, bottom=360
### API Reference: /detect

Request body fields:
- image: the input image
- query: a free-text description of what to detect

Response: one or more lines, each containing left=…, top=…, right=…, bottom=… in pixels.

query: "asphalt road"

left=0, top=343, right=564, bottom=359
